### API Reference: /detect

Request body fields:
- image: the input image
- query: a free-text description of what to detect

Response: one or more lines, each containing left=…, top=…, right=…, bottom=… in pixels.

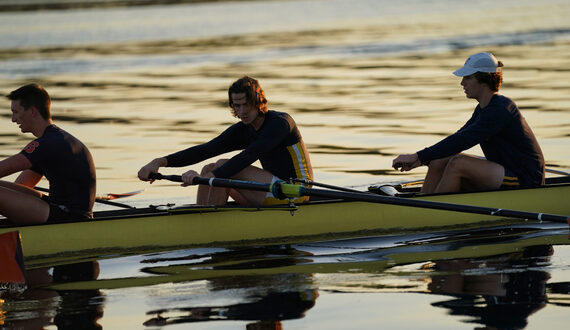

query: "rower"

left=392, top=52, right=545, bottom=193
left=138, top=76, right=313, bottom=206
left=0, top=84, right=96, bottom=224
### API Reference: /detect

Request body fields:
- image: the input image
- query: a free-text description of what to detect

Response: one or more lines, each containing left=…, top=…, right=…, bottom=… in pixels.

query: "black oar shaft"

left=93, top=199, right=135, bottom=209
left=291, top=178, right=362, bottom=193
left=36, top=187, right=135, bottom=209
left=194, top=177, right=272, bottom=192
left=149, top=173, right=272, bottom=192
left=297, top=187, right=569, bottom=223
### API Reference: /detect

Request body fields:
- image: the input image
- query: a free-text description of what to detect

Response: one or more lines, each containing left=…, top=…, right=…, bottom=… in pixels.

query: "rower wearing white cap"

left=392, top=52, right=545, bottom=193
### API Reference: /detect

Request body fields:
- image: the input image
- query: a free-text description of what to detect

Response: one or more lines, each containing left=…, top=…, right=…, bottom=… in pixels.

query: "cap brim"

left=453, top=66, right=477, bottom=77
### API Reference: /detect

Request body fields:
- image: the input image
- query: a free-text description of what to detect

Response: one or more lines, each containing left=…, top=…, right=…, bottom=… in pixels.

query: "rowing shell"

left=1, top=178, right=568, bottom=267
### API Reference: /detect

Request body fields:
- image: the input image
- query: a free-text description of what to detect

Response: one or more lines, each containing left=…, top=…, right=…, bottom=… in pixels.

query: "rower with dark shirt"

left=138, top=76, right=313, bottom=206
left=392, top=52, right=544, bottom=193
left=0, top=84, right=96, bottom=224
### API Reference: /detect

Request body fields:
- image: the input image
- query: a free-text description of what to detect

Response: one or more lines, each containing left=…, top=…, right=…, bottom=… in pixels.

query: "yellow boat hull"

left=1, top=183, right=568, bottom=265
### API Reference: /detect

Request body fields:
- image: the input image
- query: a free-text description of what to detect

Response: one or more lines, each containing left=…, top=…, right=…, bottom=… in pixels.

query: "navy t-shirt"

left=417, top=95, right=545, bottom=186
left=165, top=110, right=313, bottom=181
left=20, top=125, right=96, bottom=216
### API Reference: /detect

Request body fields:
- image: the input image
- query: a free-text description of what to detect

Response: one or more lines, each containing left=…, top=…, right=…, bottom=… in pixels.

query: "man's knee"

left=215, top=158, right=229, bottom=167
left=200, top=159, right=228, bottom=175
left=428, top=157, right=451, bottom=172
left=200, top=163, right=216, bottom=175
left=444, top=155, right=470, bottom=173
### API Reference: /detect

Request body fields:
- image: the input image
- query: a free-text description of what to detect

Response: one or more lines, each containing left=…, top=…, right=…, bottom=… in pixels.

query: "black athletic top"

left=165, top=110, right=313, bottom=181
left=20, top=125, right=96, bottom=217
left=416, top=95, right=545, bottom=186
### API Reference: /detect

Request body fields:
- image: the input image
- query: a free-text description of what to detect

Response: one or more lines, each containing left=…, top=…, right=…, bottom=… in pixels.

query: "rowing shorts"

left=263, top=176, right=309, bottom=206
left=501, top=168, right=520, bottom=188
left=41, top=195, right=92, bottom=223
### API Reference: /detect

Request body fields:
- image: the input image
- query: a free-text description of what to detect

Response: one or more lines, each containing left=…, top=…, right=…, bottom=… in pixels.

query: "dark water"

left=1, top=0, right=570, bottom=328
left=3, top=225, right=570, bottom=329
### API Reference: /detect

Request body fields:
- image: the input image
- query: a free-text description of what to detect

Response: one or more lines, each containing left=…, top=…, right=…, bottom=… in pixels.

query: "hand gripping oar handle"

left=148, top=173, right=570, bottom=224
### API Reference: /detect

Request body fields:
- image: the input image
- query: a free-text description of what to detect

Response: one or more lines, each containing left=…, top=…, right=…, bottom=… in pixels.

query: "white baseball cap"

left=453, top=52, right=501, bottom=77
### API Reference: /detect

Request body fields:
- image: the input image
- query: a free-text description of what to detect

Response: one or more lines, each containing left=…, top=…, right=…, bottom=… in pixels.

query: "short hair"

left=473, top=61, right=504, bottom=92
left=7, top=83, right=51, bottom=120
left=228, top=76, right=268, bottom=117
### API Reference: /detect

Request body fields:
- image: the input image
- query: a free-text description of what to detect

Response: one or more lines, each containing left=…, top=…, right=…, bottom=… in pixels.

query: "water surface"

left=1, top=0, right=569, bottom=328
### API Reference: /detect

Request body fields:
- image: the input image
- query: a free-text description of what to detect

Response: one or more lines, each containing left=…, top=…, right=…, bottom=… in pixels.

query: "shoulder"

left=42, top=125, right=66, bottom=139
left=22, top=126, right=57, bottom=152
left=265, top=110, right=294, bottom=127
left=41, top=125, right=89, bottom=151
left=226, top=121, right=247, bottom=132
left=489, top=95, right=518, bottom=111
left=40, top=125, right=74, bottom=146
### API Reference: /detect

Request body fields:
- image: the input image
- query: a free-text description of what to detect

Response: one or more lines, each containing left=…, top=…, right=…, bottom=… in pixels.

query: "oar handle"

left=148, top=173, right=227, bottom=186
left=393, top=162, right=403, bottom=170
left=148, top=173, right=226, bottom=186
left=149, top=173, right=183, bottom=182
left=148, top=173, right=300, bottom=199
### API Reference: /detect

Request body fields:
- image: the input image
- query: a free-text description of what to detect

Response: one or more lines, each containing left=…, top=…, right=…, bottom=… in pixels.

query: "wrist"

left=153, top=157, right=168, bottom=167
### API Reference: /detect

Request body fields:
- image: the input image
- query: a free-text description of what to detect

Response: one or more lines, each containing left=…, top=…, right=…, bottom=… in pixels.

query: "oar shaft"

left=194, top=177, right=273, bottom=193
left=291, top=178, right=362, bottom=193
left=93, top=199, right=135, bottom=209
left=148, top=173, right=277, bottom=194
left=297, top=187, right=569, bottom=223
left=547, top=168, right=570, bottom=176
left=35, top=187, right=135, bottom=209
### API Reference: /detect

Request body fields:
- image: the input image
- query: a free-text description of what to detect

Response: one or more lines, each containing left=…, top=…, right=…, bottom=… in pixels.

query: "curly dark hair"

left=228, top=76, right=268, bottom=117
left=473, top=61, right=504, bottom=92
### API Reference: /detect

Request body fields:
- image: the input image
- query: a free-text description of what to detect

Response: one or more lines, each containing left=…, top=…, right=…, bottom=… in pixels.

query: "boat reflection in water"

left=426, top=245, right=553, bottom=329
left=1, top=261, right=103, bottom=329
left=3, top=227, right=568, bottom=328
left=134, top=224, right=570, bottom=329
left=142, top=245, right=318, bottom=329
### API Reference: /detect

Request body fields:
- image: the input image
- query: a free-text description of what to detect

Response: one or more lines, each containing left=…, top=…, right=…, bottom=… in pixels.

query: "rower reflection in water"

left=426, top=245, right=552, bottom=329
left=143, top=290, right=317, bottom=329
left=0, top=261, right=103, bottom=329
left=142, top=246, right=318, bottom=329
left=138, top=76, right=313, bottom=206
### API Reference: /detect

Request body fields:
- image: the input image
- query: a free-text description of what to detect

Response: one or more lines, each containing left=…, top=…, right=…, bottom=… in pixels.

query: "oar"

left=35, top=187, right=142, bottom=209
left=291, top=178, right=363, bottom=193
left=97, top=189, right=145, bottom=201
left=291, top=178, right=419, bottom=196
left=547, top=168, right=570, bottom=176
left=148, top=173, right=569, bottom=224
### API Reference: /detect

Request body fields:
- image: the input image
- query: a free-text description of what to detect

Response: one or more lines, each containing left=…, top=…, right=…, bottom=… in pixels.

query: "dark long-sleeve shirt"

left=416, top=95, right=545, bottom=186
left=165, top=110, right=313, bottom=181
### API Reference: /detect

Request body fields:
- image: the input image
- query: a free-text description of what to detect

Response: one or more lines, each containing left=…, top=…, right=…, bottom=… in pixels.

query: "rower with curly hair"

left=138, top=76, right=313, bottom=206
